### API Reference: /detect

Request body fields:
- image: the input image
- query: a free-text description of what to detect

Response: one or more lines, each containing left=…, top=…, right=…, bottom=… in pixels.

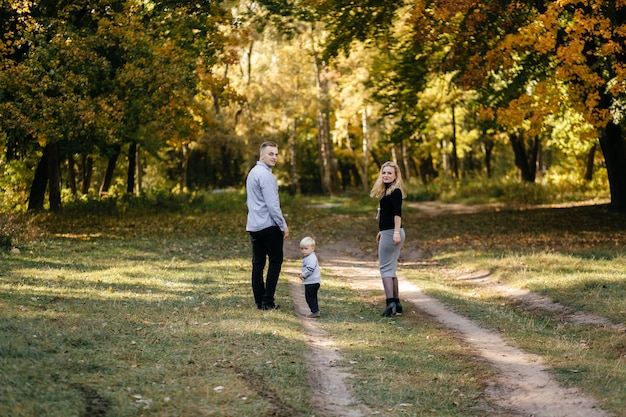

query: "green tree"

left=549, top=0, right=626, bottom=209
left=226, top=3, right=340, bottom=194
left=1, top=0, right=229, bottom=209
left=1, top=1, right=117, bottom=210
left=412, top=0, right=625, bottom=207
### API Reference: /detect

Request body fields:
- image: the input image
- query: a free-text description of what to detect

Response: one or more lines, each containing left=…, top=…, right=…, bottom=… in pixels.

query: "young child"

left=298, top=236, right=321, bottom=318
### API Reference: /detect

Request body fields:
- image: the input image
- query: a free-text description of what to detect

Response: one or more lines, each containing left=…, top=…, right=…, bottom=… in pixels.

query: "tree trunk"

left=584, top=142, right=596, bottom=182
left=451, top=103, right=459, bottom=178
left=391, top=145, right=398, bottom=166
left=316, top=108, right=334, bottom=194
left=80, top=154, right=93, bottom=195
left=47, top=142, right=61, bottom=211
left=598, top=122, right=626, bottom=211
left=417, top=154, right=437, bottom=184
left=100, top=145, right=121, bottom=197
left=127, top=142, right=137, bottom=194
left=181, top=142, right=189, bottom=192
left=343, top=119, right=365, bottom=191
left=288, top=118, right=299, bottom=196
left=482, top=137, right=494, bottom=178
left=510, top=132, right=539, bottom=182
left=28, top=147, right=49, bottom=211
left=314, top=55, right=338, bottom=195
left=246, top=40, right=254, bottom=86
left=135, top=144, right=142, bottom=195
left=401, top=140, right=410, bottom=181
left=29, top=143, right=62, bottom=211
left=68, top=155, right=77, bottom=195
left=441, top=139, right=450, bottom=175
left=360, top=108, right=370, bottom=192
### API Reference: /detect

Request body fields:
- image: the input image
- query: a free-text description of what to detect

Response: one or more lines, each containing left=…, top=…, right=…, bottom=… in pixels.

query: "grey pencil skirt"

left=378, top=228, right=406, bottom=277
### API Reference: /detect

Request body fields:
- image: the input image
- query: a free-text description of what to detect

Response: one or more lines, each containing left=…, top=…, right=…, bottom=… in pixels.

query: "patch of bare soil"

left=454, top=269, right=626, bottom=332
left=285, top=201, right=617, bottom=417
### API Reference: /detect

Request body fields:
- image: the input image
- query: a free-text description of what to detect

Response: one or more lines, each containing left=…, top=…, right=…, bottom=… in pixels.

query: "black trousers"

left=249, top=226, right=284, bottom=308
left=304, top=283, right=320, bottom=313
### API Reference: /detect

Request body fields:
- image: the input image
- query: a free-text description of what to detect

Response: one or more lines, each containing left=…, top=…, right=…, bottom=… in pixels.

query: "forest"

left=1, top=0, right=625, bottom=211
left=2, top=3, right=626, bottom=415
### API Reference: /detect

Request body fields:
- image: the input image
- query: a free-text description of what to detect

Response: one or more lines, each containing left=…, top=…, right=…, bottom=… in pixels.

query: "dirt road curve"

left=284, top=202, right=616, bottom=417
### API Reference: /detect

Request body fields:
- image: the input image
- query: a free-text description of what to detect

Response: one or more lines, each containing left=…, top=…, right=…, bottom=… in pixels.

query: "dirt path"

left=285, top=202, right=618, bottom=417
left=287, top=274, right=374, bottom=417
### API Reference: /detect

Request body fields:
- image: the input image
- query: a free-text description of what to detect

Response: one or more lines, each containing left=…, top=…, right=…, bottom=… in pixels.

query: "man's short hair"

left=260, top=141, right=278, bottom=152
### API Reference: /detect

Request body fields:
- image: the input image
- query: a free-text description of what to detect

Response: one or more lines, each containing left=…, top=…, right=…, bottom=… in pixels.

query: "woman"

left=370, top=161, right=406, bottom=316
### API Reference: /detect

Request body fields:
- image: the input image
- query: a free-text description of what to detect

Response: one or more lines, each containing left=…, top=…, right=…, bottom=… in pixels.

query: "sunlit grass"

left=0, top=232, right=313, bottom=416
left=2, top=193, right=626, bottom=416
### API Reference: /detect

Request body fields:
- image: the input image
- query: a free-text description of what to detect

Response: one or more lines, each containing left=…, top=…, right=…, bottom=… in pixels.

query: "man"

left=246, top=141, right=289, bottom=310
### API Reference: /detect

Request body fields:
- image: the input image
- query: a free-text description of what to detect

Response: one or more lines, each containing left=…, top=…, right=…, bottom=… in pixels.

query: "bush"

left=407, top=174, right=609, bottom=206
left=0, top=214, right=15, bottom=250
left=55, top=188, right=248, bottom=217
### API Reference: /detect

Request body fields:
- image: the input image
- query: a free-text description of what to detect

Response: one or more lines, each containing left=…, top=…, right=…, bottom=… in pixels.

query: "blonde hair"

left=300, top=236, right=316, bottom=248
left=369, top=161, right=406, bottom=199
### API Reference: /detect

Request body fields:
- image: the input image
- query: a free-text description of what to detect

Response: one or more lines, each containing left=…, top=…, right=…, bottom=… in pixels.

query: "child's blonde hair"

left=300, top=236, right=316, bottom=248
left=369, top=161, right=407, bottom=199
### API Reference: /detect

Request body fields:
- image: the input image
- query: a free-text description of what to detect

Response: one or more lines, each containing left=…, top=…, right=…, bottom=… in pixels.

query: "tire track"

left=286, top=270, right=373, bottom=417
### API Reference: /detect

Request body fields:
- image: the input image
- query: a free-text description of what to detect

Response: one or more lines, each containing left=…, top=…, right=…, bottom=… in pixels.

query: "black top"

left=378, top=188, right=403, bottom=231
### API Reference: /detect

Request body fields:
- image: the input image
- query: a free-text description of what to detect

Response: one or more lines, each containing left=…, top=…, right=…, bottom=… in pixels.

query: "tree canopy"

left=1, top=0, right=625, bottom=211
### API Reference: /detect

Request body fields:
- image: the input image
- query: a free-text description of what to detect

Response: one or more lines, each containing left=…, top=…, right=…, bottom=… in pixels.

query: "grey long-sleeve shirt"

left=301, top=252, right=321, bottom=285
left=246, top=161, right=288, bottom=232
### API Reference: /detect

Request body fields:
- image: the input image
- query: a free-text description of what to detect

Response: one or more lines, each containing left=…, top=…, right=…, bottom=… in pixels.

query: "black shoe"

left=381, top=298, right=396, bottom=317
left=261, top=303, right=280, bottom=310
left=395, top=298, right=403, bottom=315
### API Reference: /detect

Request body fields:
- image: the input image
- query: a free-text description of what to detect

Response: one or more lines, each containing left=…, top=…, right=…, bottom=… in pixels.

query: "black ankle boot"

left=394, top=298, right=403, bottom=315
left=382, top=298, right=397, bottom=316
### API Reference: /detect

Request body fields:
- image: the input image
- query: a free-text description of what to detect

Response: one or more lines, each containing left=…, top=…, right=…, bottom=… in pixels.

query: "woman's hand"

left=393, top=231, right=401, bottom=245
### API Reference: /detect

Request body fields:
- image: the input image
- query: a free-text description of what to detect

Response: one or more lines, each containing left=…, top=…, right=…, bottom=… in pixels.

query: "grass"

left=411, top=270, right=626, bottom=414
left=0, top=205, right=313, bottom=416
left=1, top=192, right=625, bottom=416
left=403, top=203, right=626, bottom=416
left=0, top=240, right=311, bottom=416
left=309, top=274, right=495, bottom=415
